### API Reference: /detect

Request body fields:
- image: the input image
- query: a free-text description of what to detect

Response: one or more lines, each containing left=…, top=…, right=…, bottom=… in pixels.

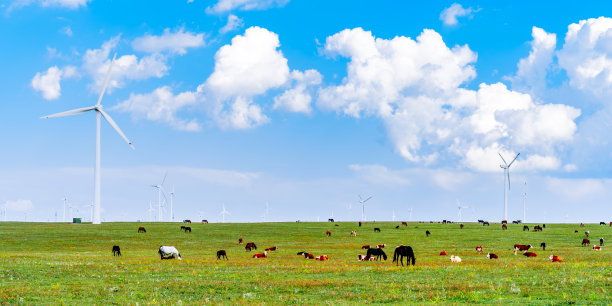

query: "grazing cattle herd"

left=114, top=221, right=607, bottom=268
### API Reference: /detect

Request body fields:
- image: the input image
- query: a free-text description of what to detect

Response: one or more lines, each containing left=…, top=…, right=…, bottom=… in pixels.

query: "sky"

left=1, top=0, right=611, bottom=223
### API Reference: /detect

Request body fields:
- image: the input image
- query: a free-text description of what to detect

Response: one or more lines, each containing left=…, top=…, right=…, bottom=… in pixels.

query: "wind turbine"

left=42, top=53, right=134, bottom=225
left=85, top=202, right=94, bottom=222
left=147, top=201, right=156, bottom=222
left=262, top=201, right=269, bottom=222
left=219, top=204, right=230, bottom=223
left=457, top=200, right=468, bottom=222
left=63, top=196, right=68, bottom=222
left=358, top=195, right=372, bottom=222
left=151, top=173, right=168, bottom=222
left=522, top=180, right=527, bottom=223
left=170, top=185, right=175, bottom=222
left=499, top=152, right=520, bottom=221
left=408, top=207, right=413, bottom=221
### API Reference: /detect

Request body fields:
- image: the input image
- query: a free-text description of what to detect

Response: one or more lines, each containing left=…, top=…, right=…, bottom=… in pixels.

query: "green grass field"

left=0, top=221, right=610, bottom=304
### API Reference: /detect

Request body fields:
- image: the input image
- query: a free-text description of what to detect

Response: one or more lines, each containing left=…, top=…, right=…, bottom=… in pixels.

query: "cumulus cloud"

left=132, top=28, right=206, bottom=55
left=206, top=0, right=289, bottom=14
left=318, top=28, right=580, bottom=172
left=440, top=3, right=476, bottom=26
left=31, top=66, right=77, bottom=100
left=219, top=14, right=243, bottom=34
left=113, top=86, right=201, bottom=131
left=510, top=27, right=556, bottom=93
left=2, top=200, right=33, bottom=212
left=273, top=69, right=322, bottom=114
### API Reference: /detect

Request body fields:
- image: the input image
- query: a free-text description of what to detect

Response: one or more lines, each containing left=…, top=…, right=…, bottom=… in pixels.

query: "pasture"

left=0, top=221, right=610, bottom=303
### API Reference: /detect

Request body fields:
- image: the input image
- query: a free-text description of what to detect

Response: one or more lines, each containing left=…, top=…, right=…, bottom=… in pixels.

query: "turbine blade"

left=365, top=196, right=372, bottom=202
left=41, top=106, right=96, bottom=119
left=96, top=53, right=117, bottom=107
left=498, top=152, right=508, bottom=165
left=161, top=172, right=168, bottom=186
left=508, top=152, right=520, bottom=167
left=98, top=109, right=135, bottom=149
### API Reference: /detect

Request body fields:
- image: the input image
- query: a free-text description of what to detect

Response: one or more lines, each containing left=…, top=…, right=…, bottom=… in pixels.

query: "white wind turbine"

left=457, top=200, right=468, bottom=222
left=147, top=201, right=156, bottom=222
left=220, top=204, right=230, bottom=223
left=358, top=195, right=372, bottom=222
left=151, top=173, right=168, bottom=222
left=499, top=152, right=520, bottom=221
left=85, top=202, right=94, bottom=222
left=262, top=201, right=269, bottom=222
left=392, top=209, right=396, bottom=222
left=170, top=185, right=175, bottom=222
left=42, top=54, right=134, bottom=225
left=408, top=207, right=413, bottom=221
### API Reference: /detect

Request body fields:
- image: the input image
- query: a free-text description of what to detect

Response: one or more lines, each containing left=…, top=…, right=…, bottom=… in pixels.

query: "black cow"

left=600, top=238, right=604, bottom=246
left=112, top=245, right=121, bottom=256
left=181, top=226, right=191, bottom=233
left=217, top=250, right=228, bottom=260
left=245, top=242, right=257, bottom=251
left=393, top=246, right=416, bottom=266
left=426, top=230, right=431, bottom=237
left=540, top=242, right=546, bottom=251
left=523, top=225, right=529, bottom=231
left=365, top=248, right=387, bottom=261
left=600, top=222, right=606, bottom=225
left=374, top=227, right=381, bottom=232
left=328, top=218, right=335, bottom=222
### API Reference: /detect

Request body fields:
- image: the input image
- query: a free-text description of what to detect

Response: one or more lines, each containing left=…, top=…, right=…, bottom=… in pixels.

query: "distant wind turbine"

left=499, top=152, right=520, bottom=221
left=358, top=195, right=372, bottom=222
left=63, top=196, right=68, bottom=222
left=170, top=185, right=175, bottom=222
left=151, top=173, right=168, bottom=222
left=42, top=53, right=135, bottom=224
left=220, top=204, right=230, bottom=223
left=147, top=201, right=156, bottom=222
left=408, top=207, right=413, bottom=221
left=85, top=202, right=94, bottom=222
left=457, top=200, right=468, bottom=222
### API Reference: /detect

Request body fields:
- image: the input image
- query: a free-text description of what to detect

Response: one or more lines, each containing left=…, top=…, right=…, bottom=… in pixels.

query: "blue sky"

left=1, top=0, right=612, bottom=223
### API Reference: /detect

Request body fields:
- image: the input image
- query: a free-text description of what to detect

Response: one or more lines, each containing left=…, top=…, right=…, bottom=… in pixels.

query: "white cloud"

left=9, top=0, right=89, bottom=10
left=440, top=3, right=475, bottom=26
left=547, top=178, right=606, bottom=199
left=349, top=164, right=411, bottom=186
left=219, top=14, right=243, bottom=34
left=132, top=28, right=206, bottom=55
left=60, top=26, right=73, bottom=37
left=113, top=86, right=201, bottom=132
left=273, top=69, right=322, bottom=114
left=2, top=200, right=33, bottom=212
left=510, top=26, right=556, bottom=93
left=31, top=66, right=77, bottom=100
left=206, top=0, right=289, bottom=14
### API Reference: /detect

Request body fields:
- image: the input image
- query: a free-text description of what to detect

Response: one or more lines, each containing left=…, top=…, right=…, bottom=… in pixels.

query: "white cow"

left=159, top=246, right=182, bottom=260
left=450, top=255, right=462, bottom=263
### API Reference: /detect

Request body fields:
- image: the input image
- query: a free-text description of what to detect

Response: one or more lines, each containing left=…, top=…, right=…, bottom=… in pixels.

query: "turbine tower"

left=63, top=196, right=68, bottom=222
left=522, top=180, right=527, bottom=223
left=151, top=173, right=168, bottom=222
left=499, top=152, right=520, bottom=221
left=42, top=53, right=135, bottom=225
left=358, top=195, right=372, bottom=222
left=220, top=204, right=230, bottom=223
left=457, top=200, right=468, bottom=222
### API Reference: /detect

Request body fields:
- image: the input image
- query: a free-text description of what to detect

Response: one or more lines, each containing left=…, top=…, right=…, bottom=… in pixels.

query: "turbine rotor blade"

left=498, top=153, right=508, bottom=165
left=96, top=53, right=117, bottom=107
left=41, top=106, right=96, bottom=119
left=364, top=196, right=372, bottom=202
left=508, top=152, right=520, bottom=167
left=161, top=172, right=168, bottom=186
left=98, top=108, right=135, bottom=149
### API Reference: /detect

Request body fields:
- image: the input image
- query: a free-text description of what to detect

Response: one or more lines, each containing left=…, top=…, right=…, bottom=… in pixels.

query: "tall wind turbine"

left=499, top=152, right=520, bottom=221
left=358, top=195, right=372, bottom=222
left=457, top=200, right=468, bottom=222
left=219, top=204, right=230, bottom=223
left=522, top=180, right=527, bottom=223
left=151, top=173, right=168, bottom=222
left=42, top=53, right=134, bottom=225
left=85, top=202, right=94, bottom=222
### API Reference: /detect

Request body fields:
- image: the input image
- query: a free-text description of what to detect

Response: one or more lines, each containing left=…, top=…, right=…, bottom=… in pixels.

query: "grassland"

left=0, top=221, right=610, bottom=304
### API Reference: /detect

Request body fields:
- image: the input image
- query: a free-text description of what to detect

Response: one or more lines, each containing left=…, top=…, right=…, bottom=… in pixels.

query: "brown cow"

left=582, top=238, right=590, bottom=247
left=216, top=250, right=228, bottom=260
left=138, top=227, right=146, bottom=233
left=523, top=252, right=537, bottom=257
left=326, top=231, right=332, bottom=237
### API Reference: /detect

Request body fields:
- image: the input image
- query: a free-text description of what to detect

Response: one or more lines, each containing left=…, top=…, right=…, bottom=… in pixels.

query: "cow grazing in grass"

left=359, top=222, right=362, bottom=227
left=600, top=238, right=604, bottom=246
left=540, top=242, right=546, bottom=250
left=426, top=230, right=431, bottom=237
left=610, top=221, right=612, bottom=226
left=534, top=225, right=543, bottom=232
left=245, top=242, right=257, bottom=251
left=502, top=220, right=508, bottom=224
left=297, top=251, right=306, bottom=256
left=253, top=251, right=267, bottom=258
left=483, top=222, right=490, bottom=226
left=582, top=238, right=590, bottom=247
left=158, top=246, right=181, bottom=260
left=593, top=245, right=601, bottom=251
left=202, top=219, right=208, bottom=223
left=366, top=248, right=387, bottom=261
left=315, top=255, right=328, bottom=261
left=502, top=224, right=508, bottom=230
left=358, top=254, right=376, bottom=261
left=326, top=231, right=332, bottom=237
left=377, top=244, right=386, bottom=248
left=238, top=238, right=243, bottom=244
left=217, top=250, right=228, bottom=260
left=550, top=255, right=563, bottom=262
left=486, top=253, right=498, bottom=259
left=523, top=225, right=529, bottom=231
left=361, top=245, right=371, bottom=250
left=395, top=225, right=400, bottom=229
left=374, top=227, right=381, bottom=232
left=523, top=252, right=537, bottom=257
left=181, top=226, right=191, bottom=233
left=112, top=245, right=121, bottom=256
left=512, top=220, right=519, bottom=224
left=600, top=222, right=606, bottom=225
left=514, top=244, right=531, bottom=255
left=440, top=250, right=447, bottom=255
left=138, top=227, right=146, bottom=233
left=184, top=220, right=191, bottom=224
left=460, top=224, right=464, bottom=229
left=402, top=222, right=408, bottom=226
left=350, top=230, right=357, bottom=237
left=475, top=246, right=483, bottom=253
left=585, top=231, right=590, bottom=237
left=450, top=255, right=462, bottom=263
left=580, top=223, right=585, bottom=227
left=328, top=218, right=334, bottom=222
left=393, top=246, right=416, bottom=266
left=303, top=253, right=315, bottom=259
left=265, top=246, right=277, bottom=252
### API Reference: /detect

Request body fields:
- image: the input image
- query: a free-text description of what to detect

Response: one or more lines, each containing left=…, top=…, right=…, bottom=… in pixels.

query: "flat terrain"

left=0, top=221, right=610, bottom=304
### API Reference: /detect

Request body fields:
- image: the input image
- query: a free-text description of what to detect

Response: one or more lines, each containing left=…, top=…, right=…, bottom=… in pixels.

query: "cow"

left=600, top=238, right=604, bottom=246
left=361, top=245, right=371, bottom=250
left=216, top=250, right=228, bottom=260
left=502, top=220, right=508, bottom=224
left=395, top=225, right=400, bottom=229
left=253, top=251, right=267, bottom=258
left=350, top=230, right=357, bottom=237
left=523, top=252, right=537, bottom=257
left=184, top=219, right=191, bottom=224
left=303, top=253, right=315, bottom=259
left=475, top=246, right=483, bottom=253
left=512, top=220, right=519, bottom=224
left=393, top=246, right=416, bottom=266
left=580, top=223, right=585, bottom=227
left=265, top=246, right=278, bottom=252
left=550, top=255, right=563, bottom=262
left=460, top=224, right=464, bottom=229
left=540, top=242, right=546, bottom=251
left=181, top=226, right=191, bottom=233
left=401, top=222, right=408, bottom=226
left=543, top=224, right=546, bottom=228
left=315, top=255, right=328, bottom=261
left=326, top=231, right=332, bottom=237
left=358, top=254, right=376, bottom=261
left=374, top=228, right=381, bottom=232
left=575, top=230, right=579, bottom=233
left=593, top=245, right=602, bottom=251
left=426, top=230, right=431, bottom=237
left=514, top=244, right=531, bottom=255
left=377, top=244, right=386, bottom=248
left=534, top=225, right=543, bottom=232
left=359, top=222, right=362, bottom=227
left=328, top=218, right=334, bottom=222
left=601, top=222, right=606, bottom=225
left=238, top=238, right=243, bottom=244
left=202, top=219, right=208, bottom=223
left=138, top=227, right=146, bottom=233
left=365, top=248, right=387, bottom=261
left=483, top=222, right=490, bottom=226
left=582, top=238, right=590, bottom=247
left=297, top=251, right=306, bottom=255
left=245, top=242, right=257, bottom=251
left=440, top=250, right=447, bottom=256
left=486, top=253, right=498, bottom=259
left=180, top=226, right=186, bottom=231
left=112, top=245, right=121, bottom=256
left=335, top=224, right=339, bottom=226
left=610, top=221, right=612, bottom=226
left=585, top=231, right=590, bottom=237
left=523, top=225, right=529, bottom=231
left=502, top=224, right=507, bottom=230
left=450, top=255, right=462, bottom=263
left=158, top=246, right=181, bottom=260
